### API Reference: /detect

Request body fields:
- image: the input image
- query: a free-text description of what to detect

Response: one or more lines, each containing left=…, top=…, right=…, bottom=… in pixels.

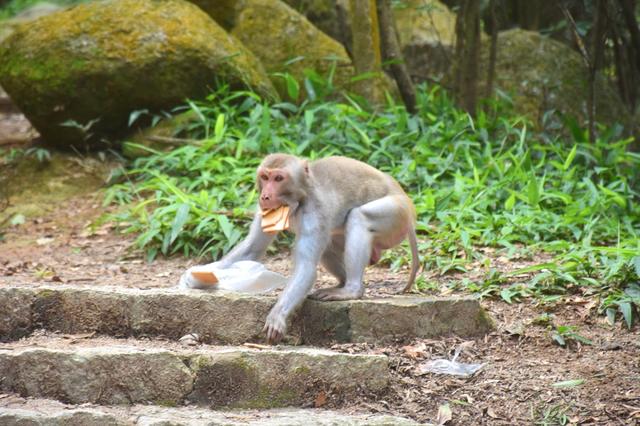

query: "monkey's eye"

left=260, top=174, right=269, bottom=181
left=274, top=175, right=284, bottom=182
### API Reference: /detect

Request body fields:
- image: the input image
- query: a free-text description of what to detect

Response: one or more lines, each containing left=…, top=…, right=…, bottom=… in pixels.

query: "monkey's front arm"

left=263, top=219, right=329, bottom=343
left=218, top=211, right=276, bottom=268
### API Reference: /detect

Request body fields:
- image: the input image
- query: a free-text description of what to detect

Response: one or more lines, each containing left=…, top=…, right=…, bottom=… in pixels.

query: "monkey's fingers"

left=262, top=324, right=283, bottom=345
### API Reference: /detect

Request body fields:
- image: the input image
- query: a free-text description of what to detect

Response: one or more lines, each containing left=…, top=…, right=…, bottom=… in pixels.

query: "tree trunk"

left=350, top=0, right=386, bottom=107
left=618, top=0, right=640, bottom=71
left=376, top=0, right=416, bottom=113
left=486, top=0, right=498, bottom=98
left=587, top=0, right=607, bottom=143
left=454, top=0, right=481, bottom=116
left=516, top=0, right=540, bottom=30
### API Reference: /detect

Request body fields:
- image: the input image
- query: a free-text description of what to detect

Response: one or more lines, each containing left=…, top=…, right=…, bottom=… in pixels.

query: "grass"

left=0, top=0, right=87, bottom=19
left=104, top=80, right=640, bottom=327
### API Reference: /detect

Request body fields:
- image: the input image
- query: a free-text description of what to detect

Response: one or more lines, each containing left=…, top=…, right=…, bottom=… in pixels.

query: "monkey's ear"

left=302, top=160, right=309, bottom=175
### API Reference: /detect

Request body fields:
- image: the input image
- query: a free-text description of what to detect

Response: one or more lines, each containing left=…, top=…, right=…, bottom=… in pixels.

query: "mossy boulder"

left=231, top=0, right=354, bottom=102
left=394, top=0, right=457, bottom=82
left=282, top=0, right=351, bottom=49
left=0, top=153, right=118, bottom=223
left=0, top=2, right=65, bottom=43
left=0, top=0, right=277, bottom=149
left=282, top=0, right=456, bottom=83
left=188, top=0, right=244, bottom=31
left=479, top=29, right=630, bottom=129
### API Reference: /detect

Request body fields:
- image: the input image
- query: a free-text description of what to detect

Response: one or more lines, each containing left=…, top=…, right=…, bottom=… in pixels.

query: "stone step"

left=0, top=336, right=388, bottom=408
left=0, top=285, right=492, bottom=344
left=0, top=395, right=421, bottom=425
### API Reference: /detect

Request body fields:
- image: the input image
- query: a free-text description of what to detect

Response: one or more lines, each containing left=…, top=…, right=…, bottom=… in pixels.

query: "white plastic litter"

left=418, top=345, right=484, bottom=377
left=178, top=260, right=287, bottom=294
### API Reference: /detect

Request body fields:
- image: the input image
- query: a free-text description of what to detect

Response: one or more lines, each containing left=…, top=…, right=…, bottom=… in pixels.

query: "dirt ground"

left=1, top=190, right=639, bottom=426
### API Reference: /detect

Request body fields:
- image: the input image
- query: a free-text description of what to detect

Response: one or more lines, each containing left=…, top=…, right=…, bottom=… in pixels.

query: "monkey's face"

left=257, top=167, right=290, bottom=210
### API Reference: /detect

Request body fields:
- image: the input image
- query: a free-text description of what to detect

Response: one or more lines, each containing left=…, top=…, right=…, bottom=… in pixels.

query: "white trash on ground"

left=178, top=260, right=287, bottom=294
left=419, top=345, right=484, bottom=377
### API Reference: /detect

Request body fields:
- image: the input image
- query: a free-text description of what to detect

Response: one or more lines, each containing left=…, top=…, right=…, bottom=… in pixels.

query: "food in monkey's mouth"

left=261, top=205, right=290, bottom=234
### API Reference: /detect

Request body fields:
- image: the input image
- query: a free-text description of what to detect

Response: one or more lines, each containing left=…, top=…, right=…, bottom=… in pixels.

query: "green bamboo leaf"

left=214, top=113, right=225, bottom=142
left=286, top=75, right=300, bottom=100
left=563, top=144, right=577, bottom=170
left=505, top=193, right=516, bottom=210
left=552, top=379, right=585, bottom=388
left=170, top=203, right=191, bottom=245
left=507, top=262, right=558, bottom=276
left=527, top=173, right=539, bottom=207
left=500, top=288, right=514, bottom=304
left=217, top=215, right=233, bottom=240
left=633, top=256, right=640, bottom=277
left=618, top=301, right=634, bottom=329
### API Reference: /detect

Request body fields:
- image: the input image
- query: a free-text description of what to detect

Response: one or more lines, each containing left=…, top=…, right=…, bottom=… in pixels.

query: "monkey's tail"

left=403, top=225, right=420, bottom=293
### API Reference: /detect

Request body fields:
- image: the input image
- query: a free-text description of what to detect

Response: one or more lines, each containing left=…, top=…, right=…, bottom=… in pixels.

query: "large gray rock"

left=0, top=0, right=277, bottom=149
left=0, top=285, right=493, bottom=344
left=0, top=288, right=34, bottom=341
left=394, top=0, right=458, bottom=82
left=0, top=408, right=125, bottom=426
left=0, top=347, right=193, bottom=405
left=0, top=2, right=65, bottom=43
left=0, top=344, right=388, bottom=407
left=282, top=0, right=456, bottom=83
left=231, top=0, right=354, bottom=102
left=0, top=396, right=421, bottom=425
left=478, top=29, right=632, bottom=129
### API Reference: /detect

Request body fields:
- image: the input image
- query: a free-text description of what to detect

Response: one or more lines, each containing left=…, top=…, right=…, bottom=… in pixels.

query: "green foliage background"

left=105, top=81, right=640, bottom=327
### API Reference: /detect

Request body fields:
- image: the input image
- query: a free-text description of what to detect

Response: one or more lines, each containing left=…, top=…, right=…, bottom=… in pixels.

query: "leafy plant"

left=532, top=403, right=572, bottom=426
left=551, top=325, right=593, bottom=347
left=105, top=82, right=640, bottom=325
left=0, top=0, right=89, bottom=19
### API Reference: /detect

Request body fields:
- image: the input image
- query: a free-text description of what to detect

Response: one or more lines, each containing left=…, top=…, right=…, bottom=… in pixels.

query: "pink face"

left=258, top=168, right=288, bottom=210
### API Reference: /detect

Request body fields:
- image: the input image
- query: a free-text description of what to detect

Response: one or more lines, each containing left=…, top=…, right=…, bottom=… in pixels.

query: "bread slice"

left=261, top=205, right=290, bottom=234
left=190, top=267, right=219, bottom=286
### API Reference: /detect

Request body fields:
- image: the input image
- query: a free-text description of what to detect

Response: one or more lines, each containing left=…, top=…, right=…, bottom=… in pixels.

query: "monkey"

left=214, top=153, right=419, bottom=343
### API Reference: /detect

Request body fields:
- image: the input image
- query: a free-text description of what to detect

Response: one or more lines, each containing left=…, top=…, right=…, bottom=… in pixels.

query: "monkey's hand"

left=263, top=308, right=287, bottom=344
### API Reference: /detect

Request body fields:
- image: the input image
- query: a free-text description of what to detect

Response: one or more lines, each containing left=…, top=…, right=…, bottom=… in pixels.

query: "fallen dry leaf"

left=402, top=342, right=427, bottom=359
left=314, top=391, right=327, bottom=408
left=36, top=237, right=54, bottom=245
left=436, top=403, right=452, bottom=425
left=243, top=343, right=271, bottom=350
left=486, top=407, right=500, bottom=419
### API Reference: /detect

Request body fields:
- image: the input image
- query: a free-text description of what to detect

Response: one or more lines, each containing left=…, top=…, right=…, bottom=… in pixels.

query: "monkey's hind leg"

left=309, top=237, right=347, bottom=300
left=310, top=208, right=372, bottom=301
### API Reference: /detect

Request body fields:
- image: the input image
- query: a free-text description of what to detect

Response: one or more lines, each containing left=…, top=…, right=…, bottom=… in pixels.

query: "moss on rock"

left=231, top=0, right=354, bottom=102
left=188, top=0, right=245, bottom=30
left=281, top=0, right=351, bottom=48
left=479, top=29, right=630, bottom=129
left=394, top=0, right=460, bottom=82
left=0, top=0, right=277, bottom=149
left=0, top=153, right=117, bottom=222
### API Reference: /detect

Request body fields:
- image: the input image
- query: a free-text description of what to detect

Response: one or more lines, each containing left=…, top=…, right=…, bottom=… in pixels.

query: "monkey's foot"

left=309, top=286, right=363, bottom=301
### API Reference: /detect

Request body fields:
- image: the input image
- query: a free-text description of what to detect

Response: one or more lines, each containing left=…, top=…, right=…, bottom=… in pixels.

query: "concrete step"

left=0, top=336, right=388, bottom=408
left=0, top=285, right=492, bottom=344
left=0, top=395, right=421, bottom=425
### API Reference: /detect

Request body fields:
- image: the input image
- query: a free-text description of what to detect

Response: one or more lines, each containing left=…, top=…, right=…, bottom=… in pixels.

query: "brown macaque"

left=217, top=154, right=419, bottom=343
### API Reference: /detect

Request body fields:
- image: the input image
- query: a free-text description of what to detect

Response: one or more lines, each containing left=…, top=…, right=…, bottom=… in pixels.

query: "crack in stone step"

left=0, top=285, right=493, bottom=344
